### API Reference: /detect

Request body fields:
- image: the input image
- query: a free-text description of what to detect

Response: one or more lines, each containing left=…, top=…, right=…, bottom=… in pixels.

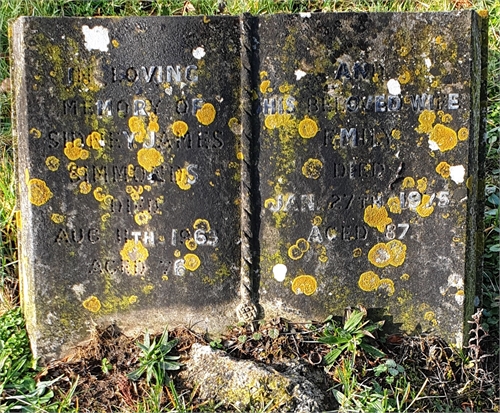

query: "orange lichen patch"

left=458, top=127, right=469, bottom=141
left=112, top=39, right=119, bottom=48
left=301, top=158, right=323, bottom=179
left=417, top=177, right=427, bottom=193
left=288, top=244, right=303, bottom=260
left=296, top=238, right=310, bottom=252
left=148, top=113, right=159, bottom=132
left=51, top=213, right=65, bottom=224
left=298, top=118, right=318, bottom=139
left=291, top=275, right=317, bottom=296
left=129, top=116, right=147, bottom=143
left=193, top=218, right=211, bottom=231
left=236, top=152, right=244, bottom=160
left=185, top=238, right=197, bottom=251
left=64, top=138, right=89, bottom=161
left=137, top=148, right=164, bottom=172
left=126, top=185, right=144, bottom=202
left=358, top=271, right=380, bottom=292
left=29, top=128, right=41, bottom=138
left=127, top=164, right=135, bottom=178
left=441, top=113, right=452, bottom=123
left=79, top=181, right=92, bottom=194
left=391, top=129, right=401, bottom=140
left=353, top=248, right=362, bottom=258
left=401, top=177, right=415, bottom=189
left=260, top=80, right=271, bottom=93
left=386, top=240, right=407, bottom=267
left=387, top=196, right=402, bottom=214
left=175, top=167, right=194, bottom=190
left=378, top=278, right=395, bottom=296
left=83, top=296, right=101, bottom=313
left=172, top=120, right=189, bottom=137
left=363, top=205, right=392, bottom=233
left=436, top=161, right=451, bottom=178
left=134, top=210, right=152, bottom=226
left=311, top=216, right=322, bottom=226
left=368, top=243, right=392, bottom=268
left=45, top=156, right=60, bottom=171
left=86, top=131, right=103, bottom=150
left=429, top=124, right=457, bottom=152
left=416, top=194, right=435, bottom=217
left=416, top=110, right=436, bottom=133
left=93, top=187, right=106, bottom=202
left=398, top=70, right=411, bottom=84
left=196, top=103, right=216, bottom=126
left=184, top=253, right=201, bottom=271
left=401, top=273, right=410, bottom=281
left=264, top=113, right=294, bottom=129
left=28, top=178, right=52, bottom=206
left=120, top=240, right=149, bottom=275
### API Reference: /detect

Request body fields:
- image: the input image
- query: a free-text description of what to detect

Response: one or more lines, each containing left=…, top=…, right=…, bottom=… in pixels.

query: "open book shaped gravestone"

left=11, top=12, right=487, bottom=362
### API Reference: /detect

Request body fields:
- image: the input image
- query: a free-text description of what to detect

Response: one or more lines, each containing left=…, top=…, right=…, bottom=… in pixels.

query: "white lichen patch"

left=428, top=139, right=440, bottom=151
left=192, top=47, right=206, bottom=59
left=82, top=25, right=109, bottom=52
left=273, top=264, right=287, bottom=282
left=294, top=69, right=307, bottom=80
left=72, top=283, right=86, bottom=299
left=425, top=58, right=432, bottom=68
left=449, top=165, right=465, bottom=184
left=299, top=12, right=311, bottom=18
left=387, top=78, right=401, bottom=95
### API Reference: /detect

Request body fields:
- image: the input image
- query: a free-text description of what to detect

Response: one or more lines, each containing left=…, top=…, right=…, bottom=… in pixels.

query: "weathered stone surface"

left=256, top=12, right=487, bottom=347
left=12, top=16, right=244, bottom=362
left=179, top=344, right=326, bottom=412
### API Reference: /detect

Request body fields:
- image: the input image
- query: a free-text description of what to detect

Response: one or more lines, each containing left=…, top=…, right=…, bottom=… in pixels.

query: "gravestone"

left=12, top=11, right=487, bottom=362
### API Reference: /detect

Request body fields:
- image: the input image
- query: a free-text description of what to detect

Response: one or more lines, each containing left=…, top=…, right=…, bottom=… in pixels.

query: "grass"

left=0, top=0, right=499, bottom=411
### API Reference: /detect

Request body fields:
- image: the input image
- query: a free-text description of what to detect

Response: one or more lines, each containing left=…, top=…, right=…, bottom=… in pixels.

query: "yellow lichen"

left=79, top=181, right=92, bottom=194
left=260, top=80, right=271, bottom=93
left=401, top=273, right=410, bottom=281
left=185, top=238, right=197, bottom=251
left=291, top=275, right=317, bottom=296
left=311, top=216, right=322, bottom=226
left=387, top=196, right=402, bottom=214
left=264, top=113, right=294, bottom=129
left=112, top=39, right=119, bottom=47
left=129, top=116, right=146, bottom=142
left=416, top=194, right=435, bottom=217
left=83, top=296, right=101, bottom=313
left=298, top=118, right=319, bottom=139
left=129, top=295, right=138, bottom=304
left=126, top=185, right=144, bottom=201
left=368, top=240, right=406, bottom=268
left=296, top=238, right=310, bottom=252
left=441, top=113, right=452, bottom=123
left=148, top=113, right=159, bottom=132
left=363, top=205, right=392, bottom=233
left=301, top=158, right=323, bottom=179
left=378, top=278, right=395, bottom=296
left=353, top=248, right=362, bottom=258
left=193, top=219, right=211, bottom=231
left=416, top=110, right=436, bottom=134
left=64, top=139, right=89, bottom=161
left=228, top=117, right=241, bottom=134
left=134, top=210, right=152, bottom=225
left=236, top=152, right=244, bottom=160
left=45, top=156, right=60, bottom=171
left=196, top=103, right=216, bottom=126
left=386, top=240, right=407, bottom=267
left=401, top=177, right=415, bottom=189
left=391, top=129, right=401, bottom=140
left=398, top=70, right=411, bottom=84
left=458, top=127, right=469, bottom=141
left=417, top=177, right=427, bottom=193
left=358, top=271, right=380, bottom=292
left=28, top=178, right=52, bottom=206
left=429, top=124, right=457, bottom=152
left=174, top=249, right=181, bottom=258
left=137, top=148, right=164, bottom=172
left=175, top=167, right=194, bottom=190
left=29, top=128, right=41, bottom=138
left=288, top=244, right=303, bottom=260
left=436, top=161, right=451, bottom=178
left=184, top=253, right=201, bottom=271
left=120, top=240, right=149, bottom=275
left=86, top=131, right=103, bottom=150
left=51, top=213, right=64, bottom=224
left=172, top=120, right=188, bottom=137
left=143, top=284, right=154, bottom=294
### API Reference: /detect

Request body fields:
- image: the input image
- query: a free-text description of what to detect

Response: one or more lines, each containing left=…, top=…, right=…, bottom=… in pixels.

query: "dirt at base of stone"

left=180, top=343, right=326, bottom=412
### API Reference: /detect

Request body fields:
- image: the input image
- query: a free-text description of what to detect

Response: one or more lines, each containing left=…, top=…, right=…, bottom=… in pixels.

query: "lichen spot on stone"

left=353, top=248, right=362, bottom=258
left=288, top=244, right=303, bottom=260
left=301, top=158, right=323, bottom=179
left=137, top=148, right=164, bottom=172
left=194, top=218, right=211, bottom=231
left=391, top=129, right=401, bottom=140
left=86, top=131, right=104, bottom=150
left=398, top=70, right=411, bottom=84
left=429, top=124, right=457, bottom=152
left=64, top=138, right=89, bottom=161
left=417, top=177, right=427, bottom=193
left=378, top=278, right=395, bottom=296
left=458, top=127, right=469, bottom=141
left=296, top=238, right=310, bottom=252
left=172, top=120, right=188, bottom=137
left=185, top=238, right=197, bottom=251
left=436, top=161, right=451, bottom=178
left=83, top=296, right=101, bottom=313
left=28, top=178, right=52, bottom=206
left=264, top=113, right=293, bottom=130
left=129, top=116, right=147, bottom=143
left=51, top=213, right=65, bottom=224
left=368, top=243, right=392, bottom=268
left=363, top=205, right=392, bottom=233
left=358, top=271, right=380, bottom=292
left=134, top=210, right=152, bottom=226
left=148, top=113, right=160, bottom=133
left=416, top=194, right=435, bottom=218
left=260, top=80, right=271, bottom=94
left=228, top=117, right=241, bottom=134
left=175, top=168, right=194, bottom=190
left=401, top=177, right=415, bottom=189
left=386, top=240, right=407, bottom=267
left=291, top=275, right=317, bottom=296
left=29, top=128, right=41, bottom=139
left=311, top=216, right=322, bottom=226
left=387, top=196, right=402, bottom=214
left=120, top=239, right=149, bottom=273
left=79, top=181, right=92, bottom=194
left=184, top=253, right=201, bottom=271
left=401, top=273, right=410, bottom=281
left=126, top=185, right=144, bottom=202
left=424, top=311, right=438, bottom=326
left=82, top=25, right=109, bottom=52
left=196, top=103, right=216, bottom=126
left=416, top=110, right=436, bottom=134
left=45, top=156, right=60, bottom=171
left=298, top=118, right=318, bottom=139
left=111, top=39, right=119, bottom=48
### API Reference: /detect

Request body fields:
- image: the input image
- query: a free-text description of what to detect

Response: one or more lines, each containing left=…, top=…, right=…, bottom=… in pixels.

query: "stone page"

left=12, top=16, right=244, bottom=362
left=256, top=11, right=487, bottom=346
